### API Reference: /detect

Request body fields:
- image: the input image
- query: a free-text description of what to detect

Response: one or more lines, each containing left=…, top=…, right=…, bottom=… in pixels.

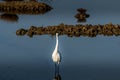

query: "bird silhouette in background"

left=52, top=33, right=61, bottom=75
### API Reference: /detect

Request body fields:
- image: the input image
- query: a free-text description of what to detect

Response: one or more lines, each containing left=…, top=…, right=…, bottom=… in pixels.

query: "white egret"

left=52, top=33, right=61, bottom=79
left=52, top=33, right=61, bottom=64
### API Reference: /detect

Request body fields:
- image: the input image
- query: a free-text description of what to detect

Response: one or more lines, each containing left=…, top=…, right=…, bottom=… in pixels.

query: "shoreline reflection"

left=0, top=13, right=18, bottom=22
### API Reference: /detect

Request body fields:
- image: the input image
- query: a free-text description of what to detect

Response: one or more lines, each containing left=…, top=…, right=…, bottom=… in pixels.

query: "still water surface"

left=0, top=0, right=120, bottom=80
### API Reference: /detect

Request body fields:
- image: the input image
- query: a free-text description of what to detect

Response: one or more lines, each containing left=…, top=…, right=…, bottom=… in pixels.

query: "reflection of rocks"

left=77, top=19, right=86, bottom=23
left=0, top=1, right=52, bottom=14
left=77, top=8, right=86, bottom=13
left=0, top=13, right=18, bottom=22
left=16, top=23, right=120, bottom=38
left=75, top=8, right=89, bottom=23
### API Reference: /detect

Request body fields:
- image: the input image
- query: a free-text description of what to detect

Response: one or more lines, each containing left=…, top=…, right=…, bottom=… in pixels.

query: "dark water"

left=0, top=0, right=120, bottom=80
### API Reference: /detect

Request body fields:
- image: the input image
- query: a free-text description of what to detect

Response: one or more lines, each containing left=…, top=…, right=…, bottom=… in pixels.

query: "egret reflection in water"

left=53, top=57, right=62, bottom=80
left=53, top=70, right=61, bottom=80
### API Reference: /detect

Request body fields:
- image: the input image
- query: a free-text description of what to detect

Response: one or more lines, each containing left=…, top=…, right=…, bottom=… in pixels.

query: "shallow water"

left=0, top=0, right=120, bottom=80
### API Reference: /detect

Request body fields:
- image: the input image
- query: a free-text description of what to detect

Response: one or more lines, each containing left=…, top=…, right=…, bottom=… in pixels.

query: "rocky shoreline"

left=16, top=23, right=120, bottom=37
left=0, top=1, right=52, bottom=14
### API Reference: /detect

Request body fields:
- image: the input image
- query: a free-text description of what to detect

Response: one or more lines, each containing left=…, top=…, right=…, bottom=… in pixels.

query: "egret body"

left=52, top=33, right=61, bottom=64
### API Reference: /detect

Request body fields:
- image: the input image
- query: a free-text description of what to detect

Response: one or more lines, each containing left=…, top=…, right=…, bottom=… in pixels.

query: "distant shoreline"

left=16, top=23, right=120, bottom=37
left=0, top=1, right=52, bottom=14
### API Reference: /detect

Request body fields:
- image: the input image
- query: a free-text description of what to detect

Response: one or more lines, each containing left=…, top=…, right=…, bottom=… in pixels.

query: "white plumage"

left=52, top=33, right=61, bottom=64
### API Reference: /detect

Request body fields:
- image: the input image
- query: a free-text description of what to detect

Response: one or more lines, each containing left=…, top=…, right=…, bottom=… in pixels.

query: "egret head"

left=56, top=33, right=58, bottom=36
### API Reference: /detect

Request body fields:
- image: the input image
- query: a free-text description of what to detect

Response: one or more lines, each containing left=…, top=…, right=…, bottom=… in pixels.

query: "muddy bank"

left=0, top=1, right=52, bottom=14
left=16, top=23, right=120, bottom=37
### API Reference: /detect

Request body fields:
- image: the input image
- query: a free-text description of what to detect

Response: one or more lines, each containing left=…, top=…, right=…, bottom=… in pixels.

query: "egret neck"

left=55, top=33, right=58, bottom=51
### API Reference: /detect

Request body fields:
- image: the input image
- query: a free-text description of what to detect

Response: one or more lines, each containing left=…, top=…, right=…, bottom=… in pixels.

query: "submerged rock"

left=75, top=8, right=90, bottom=23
